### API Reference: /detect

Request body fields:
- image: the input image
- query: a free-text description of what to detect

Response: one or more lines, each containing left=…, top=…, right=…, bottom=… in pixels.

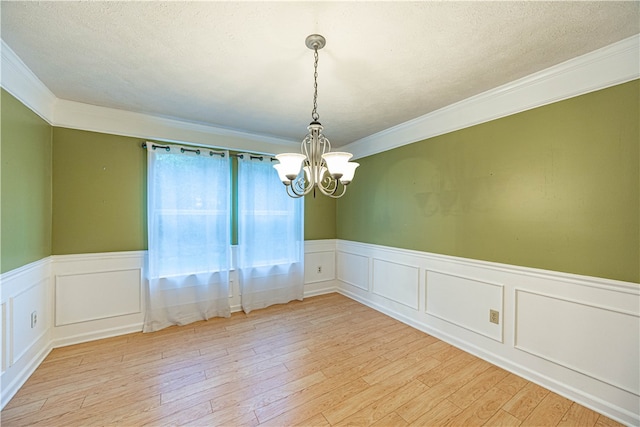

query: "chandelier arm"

left=291, top=172, right=315, bottom=197
left=317, top=181, right=348, bottom=199
left=285, top=184, right=303, bottom=199
left=316, top=176, right=339, bottom=197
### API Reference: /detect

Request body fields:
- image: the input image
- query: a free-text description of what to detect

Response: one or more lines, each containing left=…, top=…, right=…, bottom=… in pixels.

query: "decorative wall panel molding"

left=426, top=270, right=503, bottom=342
left=11, top=279, right=49, bottom=363
left=50, top=251, right=146, bottom=347
left=0, top=257, right=52, bottom=409
left=372, top=258, right=420, bottom=310
left=515, top=289, right=639, bottom=396
left=304, top=240, right=337, bottom=286
left=55, top=269, right=142, bottom=326
left=335, top=239, right=640, bottom=426
left=1, top=302, right=6, bottom=374
left=337, top=251, right=370, bottom=291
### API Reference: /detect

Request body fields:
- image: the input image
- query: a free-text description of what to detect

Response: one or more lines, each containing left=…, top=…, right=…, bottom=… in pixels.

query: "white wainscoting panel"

left=304, top=251, right=335, bottom=283
left=0, top=257, right=52, bottom=410
left=337, top=251, right=369, bottom=291
left=1, top=301, right=5, bottom=374
left=426, top=271, right=503, bottom=342
left=51, top=251, right=145, bottom=347
left=303, top=241, right=338, bottom=297
left=55, top=269, right=141, bottom=326
left=11, top=278, right=49, bottom=363
left=372, top=259, right=420, bottom=310
left=515, top=289, right=639, bottom=396
left=335, top=239, right=640, bottom=426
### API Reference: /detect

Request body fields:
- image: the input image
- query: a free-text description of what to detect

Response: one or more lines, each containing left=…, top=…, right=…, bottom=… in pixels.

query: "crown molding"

left=343, top=34, right=640, bottom=159
left=2, top=35, right=638, bottom=157
left=0, top=40, right=57, bottom=124
left=0, top=38, right=298, bottom=154
left=53, top=99, right=299, bottom=154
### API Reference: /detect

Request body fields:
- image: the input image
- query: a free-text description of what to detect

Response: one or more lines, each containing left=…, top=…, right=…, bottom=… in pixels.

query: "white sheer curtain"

left=144, top=143, right=231, bottom=332
left=237, top=154, right=304, bottom=313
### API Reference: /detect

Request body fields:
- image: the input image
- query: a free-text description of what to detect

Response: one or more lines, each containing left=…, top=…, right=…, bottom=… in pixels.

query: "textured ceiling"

left=1, top=1, right=639, bottom=146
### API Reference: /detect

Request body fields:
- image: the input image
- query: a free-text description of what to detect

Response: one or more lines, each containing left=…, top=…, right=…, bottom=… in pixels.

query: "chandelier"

left=274, top=34, right=358, bottom=198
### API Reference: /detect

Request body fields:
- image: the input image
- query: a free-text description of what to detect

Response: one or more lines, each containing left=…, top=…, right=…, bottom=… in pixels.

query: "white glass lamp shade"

left=322, top=152, right=353, bottom=178
left=273, top=164, right=292, bottom=184
left=339, top=162, right=359, bottom=184
left=275, top=153, right=306, bottom=180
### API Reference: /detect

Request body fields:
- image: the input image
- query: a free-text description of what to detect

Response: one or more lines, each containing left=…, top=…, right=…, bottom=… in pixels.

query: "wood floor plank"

left=1, top=293, right=615, bottom=427
left=0, top=398, right=45, bottom=421
left=254, top=366, right=369, bottom=423
left=496, top=373, right=529, bottom=396
left=297, top=413, right=332, bottom=427
left=502, top=381, right=550, bottom=421
left=417, top=350, right=480, bottom=387
left=333, top=379, right=429, bottom=427
left=140, top=400, right=213, bottom=427
left=208, top=370, right=327, bottom=420
left=162, top=362, right=289, bottom=404
left=447, top=365, right=510, bottom=409
left=483, top=408, right=523, bottom=426
left=446, top=386, right=513, bottom=426
left=520, top=392, right=573, bottom=427
left=557, top=402, right=600, bottom=427
left=370, top=411, right=409, bottom=427
left=321, top=378, right=410, bottom=425
left=257, top=378, right=370, bottom=427
left=595, top=415, right=627, bottom=427
left=408, top=398, right=463, bottom=426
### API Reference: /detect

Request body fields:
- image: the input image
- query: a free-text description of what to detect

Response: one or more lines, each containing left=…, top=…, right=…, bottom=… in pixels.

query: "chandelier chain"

left=312, top=46, right=319, bottom=122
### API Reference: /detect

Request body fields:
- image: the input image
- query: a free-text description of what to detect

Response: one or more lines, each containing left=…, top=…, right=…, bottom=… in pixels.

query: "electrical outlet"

left=31, top=311, right=38, bottom=328
left=317, top=266, right=322, bottom=274
left=489, top=309, right=499, bottom=324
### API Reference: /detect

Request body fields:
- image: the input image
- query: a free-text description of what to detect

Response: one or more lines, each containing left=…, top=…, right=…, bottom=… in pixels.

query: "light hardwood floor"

left=2, top=293, right=624, bottom=427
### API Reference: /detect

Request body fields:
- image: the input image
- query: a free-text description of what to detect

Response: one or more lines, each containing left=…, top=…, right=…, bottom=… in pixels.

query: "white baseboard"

left=0, top=340, right=51, bottom=410
left=50, top=323, right=144, bottom=349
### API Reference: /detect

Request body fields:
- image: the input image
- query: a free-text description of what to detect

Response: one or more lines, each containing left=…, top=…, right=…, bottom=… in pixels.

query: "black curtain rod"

left=141, top=142, right=276, bottom=161
left=236, top=154, right=277, bottom=162
left=141, top=142, right=225, bottom=157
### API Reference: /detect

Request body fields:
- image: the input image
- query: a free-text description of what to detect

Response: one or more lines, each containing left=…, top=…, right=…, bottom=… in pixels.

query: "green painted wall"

left=7, top=81, right=636, bottom=282
left=52, top=128, right=147, bottom=254
left=1, top=90, right=52, bottom=273
left=51, top=128, right=335, bottom=254
left=305, top=194, right=336, bottom=240
left=337, top=80, right=639, bottom=283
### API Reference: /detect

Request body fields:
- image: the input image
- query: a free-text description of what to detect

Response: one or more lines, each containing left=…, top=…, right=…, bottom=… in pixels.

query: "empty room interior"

left=1, top=2, right=639, bottom=426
